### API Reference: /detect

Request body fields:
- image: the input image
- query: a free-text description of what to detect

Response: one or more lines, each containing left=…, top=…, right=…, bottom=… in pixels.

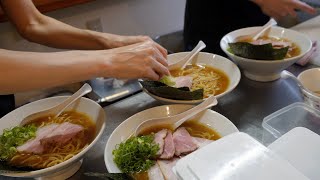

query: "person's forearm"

left=0, top=0, right=148, bottom=50
left=0, top=49, right=101, bottom=94
left=20, top=15, right=118, bottom=50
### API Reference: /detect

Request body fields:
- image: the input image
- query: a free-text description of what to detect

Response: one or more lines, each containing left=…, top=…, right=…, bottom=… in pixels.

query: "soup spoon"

left=169, top=40, right=206, bottom=70
left=134, top=95, right=218, bottom=136
left=281, top=70, right=319, bottom=98
left=20, top=83, right=92, bottom=126
left=234, top=18, right=277, bottom=42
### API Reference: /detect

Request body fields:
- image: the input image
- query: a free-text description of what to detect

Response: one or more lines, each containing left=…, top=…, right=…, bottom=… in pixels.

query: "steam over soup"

left=170, top=64, right=229, bottom=98
left=0, top=110, right=95, bottom=170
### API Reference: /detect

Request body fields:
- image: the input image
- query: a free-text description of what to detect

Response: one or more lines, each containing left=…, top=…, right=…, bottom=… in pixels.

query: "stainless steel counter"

left=68, top=64, right=315, bottom=179
left=0, top=64, right=315, bottom=180
left=3, top=13, right=320, bottom=179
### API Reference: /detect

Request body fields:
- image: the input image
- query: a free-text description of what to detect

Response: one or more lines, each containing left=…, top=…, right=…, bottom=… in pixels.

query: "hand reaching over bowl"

left=101, top=40, right=169, bottom=81
left=140, top=52, right=241, bottom=104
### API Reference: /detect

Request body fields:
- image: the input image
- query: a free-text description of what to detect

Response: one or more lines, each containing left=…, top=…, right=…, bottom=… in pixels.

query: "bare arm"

left=0, top=0, right=167, bottom=56
left=0, top=40, right=169, bottom=94
left=0, top=49, right=100, bottom=94
left=252, top=0, right=316, bottom=20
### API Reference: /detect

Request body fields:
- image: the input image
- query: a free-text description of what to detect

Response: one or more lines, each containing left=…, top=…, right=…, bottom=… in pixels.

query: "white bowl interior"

left=220, top=26, right=312, bottom=82
left=142, top=52, right=241, bottom=104
left=104, top=104, right=239, bottom=173
left=0, top=96, right=106, bottom=178
left=297, top=68, right=320, bottom=110
left=298, top=68, right=320, bottom=92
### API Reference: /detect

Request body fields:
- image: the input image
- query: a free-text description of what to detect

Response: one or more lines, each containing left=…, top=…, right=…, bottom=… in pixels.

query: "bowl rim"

left=220, top=26, right=313, bottom=63
left=104, top=104, right=239, bottom=172
left=297, top=68, right=320, bottom=100
left=300, top=88, right=320, bottom=100
left=140, top=52, right=241, bottom=103
left=1, top=96, right=106, bottom=177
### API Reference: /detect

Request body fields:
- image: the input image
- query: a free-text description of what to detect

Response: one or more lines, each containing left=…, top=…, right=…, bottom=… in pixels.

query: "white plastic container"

left=268, top=127, right=320, bottom=180
left=173, top=132, right=307, bottom=180
left=262, top=102, right=320, bottom=145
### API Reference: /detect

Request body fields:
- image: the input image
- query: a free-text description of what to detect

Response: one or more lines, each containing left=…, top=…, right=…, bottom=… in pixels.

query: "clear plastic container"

left=262, top=102, right=320, bottom=145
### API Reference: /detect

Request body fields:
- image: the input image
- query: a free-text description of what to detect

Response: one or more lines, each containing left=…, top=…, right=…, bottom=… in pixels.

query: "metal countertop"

left=68, top=64, right=315, bottom=179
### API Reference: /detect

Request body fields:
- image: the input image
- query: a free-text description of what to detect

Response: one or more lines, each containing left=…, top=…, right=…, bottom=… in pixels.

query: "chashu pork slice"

left=17, top=123, right=60, bottom=154
left=154, top=129, right=168, bottom=156
left=174, top=76, right=193, bottom=89
left=41, top=122, right=83, bottom=145
left=157, top=158, right=179, bottom=180
left=17, top=122, right=83, bottom=154
left=192, top=137, right=214, bottom=149
left=148, top=163, right=165, bottom=180
left=160, top=130, right=175, bottom=159
left=173, top=127, right=197, bottom=156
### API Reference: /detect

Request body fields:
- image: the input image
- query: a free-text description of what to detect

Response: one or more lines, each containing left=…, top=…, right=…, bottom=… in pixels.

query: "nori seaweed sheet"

left=140, top=80, right=203, bottom=100
left=229, top=42, right=289, bottom=60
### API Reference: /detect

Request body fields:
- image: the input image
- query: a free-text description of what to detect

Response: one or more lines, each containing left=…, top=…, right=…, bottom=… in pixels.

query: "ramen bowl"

left=104, top=104, right=239, bottom=173
left=298, top=68, right=320, bottom=110
left=0, top=96, right=106, bottom=179
left=141, top=52, right=241, bottom=104
left=220, top=26, right=312, bottom=82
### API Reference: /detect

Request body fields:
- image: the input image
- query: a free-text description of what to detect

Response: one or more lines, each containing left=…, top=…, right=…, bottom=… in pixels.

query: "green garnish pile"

left=112, top=134, right=159, bottom=173
left=159, top=75, right=176, bottom=87
left=0, top=125, right=37, bottom=161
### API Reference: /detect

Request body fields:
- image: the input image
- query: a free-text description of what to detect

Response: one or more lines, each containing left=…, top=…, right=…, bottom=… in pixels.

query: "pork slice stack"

left=150, top=127, right=215, bottom=179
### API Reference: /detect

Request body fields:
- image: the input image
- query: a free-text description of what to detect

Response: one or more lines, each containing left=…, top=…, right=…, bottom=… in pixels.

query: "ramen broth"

left=135, top=121, right=220, bottom=180
left=170, top=64, right=229, bottom=98
left=9, top=111, right=96, bottom=169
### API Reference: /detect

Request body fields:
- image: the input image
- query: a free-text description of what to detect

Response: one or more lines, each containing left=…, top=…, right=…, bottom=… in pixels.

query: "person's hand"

left=252, top=0, right=316, bottom=20
left=99, top=33, right=167, bottom=58
left=118, top=35, right=168, bottom=59
left=97, top=40, right=169, bottom=80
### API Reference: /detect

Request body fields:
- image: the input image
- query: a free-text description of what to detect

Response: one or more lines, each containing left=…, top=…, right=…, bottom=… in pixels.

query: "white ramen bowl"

left=140, top=52, right=241, bottom=104
left=298, top=68, right=320, bottom=110
left=104, top=104, right=239, bottom=173
left=0, top=96, right=106, bottom=180
left=220, top=26, right=312, bottom=82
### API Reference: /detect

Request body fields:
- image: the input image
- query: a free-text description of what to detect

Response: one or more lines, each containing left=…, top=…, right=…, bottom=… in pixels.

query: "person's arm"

left=251, top=0, right=316, bottom=20
left=0, top=0, right=167, bottom=57
left=0, top=40, right=169, bottom=94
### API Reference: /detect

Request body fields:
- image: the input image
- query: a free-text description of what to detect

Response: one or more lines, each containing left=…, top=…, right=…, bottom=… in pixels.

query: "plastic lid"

left=263, top=102, right=320, bottom=139
left=173, top=132, right=308, bottom=180
left=268, top=127, right=320, bottom=180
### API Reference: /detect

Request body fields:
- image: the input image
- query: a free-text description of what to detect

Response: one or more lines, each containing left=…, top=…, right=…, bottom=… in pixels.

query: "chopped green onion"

left=0, top=125, right=37, bottom=161
left=112, top=134, right=159, bottom=173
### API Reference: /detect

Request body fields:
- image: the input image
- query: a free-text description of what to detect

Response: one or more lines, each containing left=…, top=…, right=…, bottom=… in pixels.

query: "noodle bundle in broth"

left=170, top=64, right=229, bottom=98
left=1, top=111, right=95, bottom=170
